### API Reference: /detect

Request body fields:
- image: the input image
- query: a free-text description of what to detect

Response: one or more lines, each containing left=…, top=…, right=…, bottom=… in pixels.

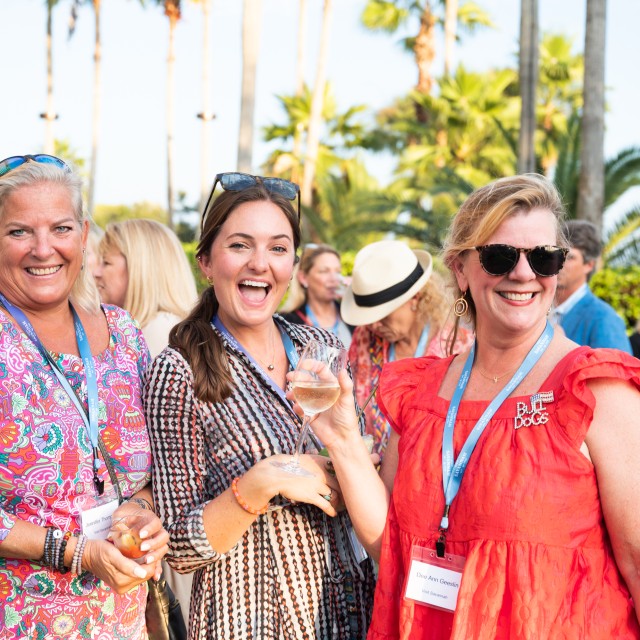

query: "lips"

left=239, top=279, right=271, bottom=302
left=25, top=266, right=62, bottom=276
left=499, top=291, right=535, bottom=301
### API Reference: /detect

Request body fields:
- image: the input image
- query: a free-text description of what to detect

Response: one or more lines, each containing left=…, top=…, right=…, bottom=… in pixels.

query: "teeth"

left=27, top=266, right=61, bottom=276
left=501, top=292, right=534, bottom=301
left=240, top=280, right=268, bottom=288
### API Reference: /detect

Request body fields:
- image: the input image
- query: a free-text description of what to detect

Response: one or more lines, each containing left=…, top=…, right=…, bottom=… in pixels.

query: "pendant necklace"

left=256, top=326, right=276, bottom=371
left=475, top=365, right=517, bottom=384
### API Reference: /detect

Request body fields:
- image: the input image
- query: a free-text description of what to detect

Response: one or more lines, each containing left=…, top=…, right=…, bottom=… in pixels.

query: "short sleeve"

left=377, top=355, right=451, bottom=436
left=555, top=348, right=640, bottom=444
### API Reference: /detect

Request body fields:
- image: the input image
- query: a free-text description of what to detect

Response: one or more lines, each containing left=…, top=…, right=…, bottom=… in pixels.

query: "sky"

left=1, top=0, right=639, bottom=218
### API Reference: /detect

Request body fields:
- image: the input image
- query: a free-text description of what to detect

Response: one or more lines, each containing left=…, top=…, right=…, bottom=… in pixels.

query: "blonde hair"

left=442, top=173, right=566, bottom=328
left=280, top=244, right=340, bottom=313
left=100, top=219, right=197, bottom=327
left=0, top=161, right=100, bottom=313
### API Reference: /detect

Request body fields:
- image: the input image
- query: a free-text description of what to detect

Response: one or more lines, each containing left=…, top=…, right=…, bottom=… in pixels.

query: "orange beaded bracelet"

left=231, top=477, right=270, bottom=516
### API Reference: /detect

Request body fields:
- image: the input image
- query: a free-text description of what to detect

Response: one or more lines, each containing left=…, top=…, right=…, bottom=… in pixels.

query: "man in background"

left=554, top=220, right=631, bottom=353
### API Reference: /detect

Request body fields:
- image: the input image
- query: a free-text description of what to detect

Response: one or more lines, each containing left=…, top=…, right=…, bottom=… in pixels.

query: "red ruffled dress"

left=368, top=347, right=640, bottom=639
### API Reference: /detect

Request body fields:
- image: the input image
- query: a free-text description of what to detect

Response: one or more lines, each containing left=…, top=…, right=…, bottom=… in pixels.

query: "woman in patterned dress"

left=0, top=155, right=169, bottom=640
left=144, top=173, right=376, bottom=639
left=311, top=174, right=640, bottom=639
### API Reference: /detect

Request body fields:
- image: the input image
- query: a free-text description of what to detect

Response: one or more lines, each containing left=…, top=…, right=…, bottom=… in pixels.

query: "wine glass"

left=272, top=339, right=347, bottom=476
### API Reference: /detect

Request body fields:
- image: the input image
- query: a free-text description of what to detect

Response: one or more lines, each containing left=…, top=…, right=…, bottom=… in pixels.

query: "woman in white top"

left=94, top=218, right=197, bottom=357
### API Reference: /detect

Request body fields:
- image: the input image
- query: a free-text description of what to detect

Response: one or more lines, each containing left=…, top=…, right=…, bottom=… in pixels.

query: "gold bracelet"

left=231, top=477, right=269, bottom=516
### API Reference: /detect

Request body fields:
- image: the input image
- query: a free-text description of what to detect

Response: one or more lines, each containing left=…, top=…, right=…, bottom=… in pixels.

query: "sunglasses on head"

left=0, top=154, right=70, bottom=178
left=201, top=172, right=300, bottom=229
left=475, top=244, right=569, bottom=277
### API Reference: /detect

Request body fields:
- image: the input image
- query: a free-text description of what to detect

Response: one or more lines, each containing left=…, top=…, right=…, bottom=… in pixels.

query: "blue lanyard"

left=212, top=315, right=299, bottom=406
left=0, top=293, right=105, bottom=495
left=388, top=323, right=430, bottom=362
left=305, top=304, right=340, bottom=335
left=437, top=321, right=554, bottom=556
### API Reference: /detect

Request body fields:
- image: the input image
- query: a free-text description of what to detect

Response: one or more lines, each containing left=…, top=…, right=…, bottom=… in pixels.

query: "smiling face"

left=299, top=251, right=342, bottom=304
left=0, top=182, right=87, bottom=313
left=198, top=199, right=297, bottom=332
left=93, top=248, right=129, bottom=307
left=453, top=207, right=558, bottom=341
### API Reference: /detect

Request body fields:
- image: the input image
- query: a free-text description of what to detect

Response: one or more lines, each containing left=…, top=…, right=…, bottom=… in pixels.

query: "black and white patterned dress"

left=144, top=317, right=375, bottom=639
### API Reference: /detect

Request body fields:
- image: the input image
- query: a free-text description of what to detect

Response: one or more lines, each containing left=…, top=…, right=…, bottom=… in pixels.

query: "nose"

left=248, top=248, right=268, bottom=272
left=30, top=231, right=55, bottom=260
left=508, top=251, right=537, bottom=280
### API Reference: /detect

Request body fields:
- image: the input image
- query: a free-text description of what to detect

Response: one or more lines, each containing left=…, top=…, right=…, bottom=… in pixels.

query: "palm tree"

left=157, top=0, right=182, bottom=229
left=517, top=0, right=538, bottom=174
left=69, top=0, right=103, bottom=216
left=443, top=0, right=458, bottom=76
left=553, top=116, right=640, bottom=267
left=237, top=0, right=263, bottom=172
left=42, top=0, right=61, bottom=154
left=361, top=0, right=492, bottom=96
left=577, top=0, right=607, bottom=229
left=291, top=0, right=308, bottom=184
left=193, top=0, right=214, bottom=213
left=301, top=0, right=334, bottom=211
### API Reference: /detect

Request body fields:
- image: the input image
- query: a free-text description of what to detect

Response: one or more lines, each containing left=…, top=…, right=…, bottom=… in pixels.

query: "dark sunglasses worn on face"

left=201, top=172, right=301, bottom=228
left=475, top=244, right=569, bottom=277
left=0, top=154, right=71, bottom=178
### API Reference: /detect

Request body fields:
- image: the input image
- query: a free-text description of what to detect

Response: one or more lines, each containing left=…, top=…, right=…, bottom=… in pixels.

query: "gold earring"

left=454, top=290, right=469, bottom=317
left=207, top=276, right=214, bottom=286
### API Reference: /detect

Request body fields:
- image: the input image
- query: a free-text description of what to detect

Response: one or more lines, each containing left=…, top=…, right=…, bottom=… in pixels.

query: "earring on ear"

left=81, top=248, right=86, bottom=272
left=453, top=290, right=469, bottom=317
left=207, top=276, right=214, bottom=287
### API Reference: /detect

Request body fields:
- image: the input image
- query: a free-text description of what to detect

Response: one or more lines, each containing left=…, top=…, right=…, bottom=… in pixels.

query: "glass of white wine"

left=272, top=339, right=347, bottom=476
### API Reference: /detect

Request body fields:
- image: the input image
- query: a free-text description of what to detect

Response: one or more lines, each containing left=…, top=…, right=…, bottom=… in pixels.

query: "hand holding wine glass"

left=272, top=339, right=347, bottom=476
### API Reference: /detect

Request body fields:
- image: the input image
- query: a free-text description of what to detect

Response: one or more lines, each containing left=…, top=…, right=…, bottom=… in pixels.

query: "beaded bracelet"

left=231, top=477, right=269, bottom=516
left=71, top=534, right=88, bottom=575
left=41, top=527, right=57, bottom=568
left=56, top=531, right=72, bottom=574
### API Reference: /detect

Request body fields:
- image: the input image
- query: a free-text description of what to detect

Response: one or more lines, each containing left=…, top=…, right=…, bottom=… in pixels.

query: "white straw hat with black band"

left=340, top=240, right=433, bottom=326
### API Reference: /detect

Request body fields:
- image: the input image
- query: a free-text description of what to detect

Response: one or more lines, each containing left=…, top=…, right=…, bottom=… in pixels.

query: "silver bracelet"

left=71, top=534, right=88, bottom=575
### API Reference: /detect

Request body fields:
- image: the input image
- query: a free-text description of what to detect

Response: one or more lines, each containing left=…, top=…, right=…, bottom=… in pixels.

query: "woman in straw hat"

left=341, top=240, right=472, bottom=457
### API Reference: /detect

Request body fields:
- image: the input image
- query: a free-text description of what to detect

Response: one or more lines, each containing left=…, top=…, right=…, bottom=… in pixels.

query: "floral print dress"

left=0, top=305, right=151, bottom=640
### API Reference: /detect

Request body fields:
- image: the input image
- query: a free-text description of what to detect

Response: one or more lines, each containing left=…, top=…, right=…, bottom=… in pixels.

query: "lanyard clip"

left=92, top=447, right=104, bottom=495
left=436, top=530, right=446, bottom=558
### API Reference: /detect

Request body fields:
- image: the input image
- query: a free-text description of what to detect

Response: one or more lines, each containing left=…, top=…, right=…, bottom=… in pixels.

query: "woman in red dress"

left=311, top=174, right=640, bottom=639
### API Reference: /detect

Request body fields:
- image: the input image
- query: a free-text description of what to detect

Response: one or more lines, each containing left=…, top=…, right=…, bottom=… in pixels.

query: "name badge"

left=404, top=545, right=465, bottom=612
left=80, top=499, right=119, bottom=540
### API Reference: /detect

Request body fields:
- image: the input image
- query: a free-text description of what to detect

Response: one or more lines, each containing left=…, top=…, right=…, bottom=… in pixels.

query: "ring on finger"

left=322, top=489, right=333, bottom=502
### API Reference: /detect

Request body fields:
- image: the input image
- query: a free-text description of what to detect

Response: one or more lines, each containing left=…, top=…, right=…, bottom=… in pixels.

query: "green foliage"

left=181, top=241, right=208, bottom=293
left=590, top=266, right=640, bottom=330
left=93, top=202, right=168, bottom=228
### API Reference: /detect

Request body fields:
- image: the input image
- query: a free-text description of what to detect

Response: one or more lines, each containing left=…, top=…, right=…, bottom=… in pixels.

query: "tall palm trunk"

left=87, top=0, right=102, bottom=216
left=414, top=2, right=436, bottom=95
left=301, top=0, right=333, bottom=213
left=577, top=0, right=607, bottom=229
left=291, top=0, right=308, bottom=184
left=443, top=0, right=458, bottom=76
left=198, top=0, right=214, bottom=213
left=517, top=0, right=538, bottom=174
left=43, top=1, right=57, bottom=154
left=237, top=0, right=263, bottom=173
left=165, top=6, right=179, bottom=229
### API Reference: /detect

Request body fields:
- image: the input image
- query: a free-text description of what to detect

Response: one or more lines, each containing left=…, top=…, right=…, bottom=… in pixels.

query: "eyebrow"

left=226, top=232, right=293, bottom=242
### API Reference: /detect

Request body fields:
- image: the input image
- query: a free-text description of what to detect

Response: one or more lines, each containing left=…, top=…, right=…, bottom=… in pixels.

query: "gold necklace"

left=475, top=365, right=516, bottom=384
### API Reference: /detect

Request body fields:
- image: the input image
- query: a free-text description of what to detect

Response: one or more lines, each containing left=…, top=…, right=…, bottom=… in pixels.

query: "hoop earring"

left=453, top=290, right=469, bottom=317
left=207, top=276, right=214, bottom=287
